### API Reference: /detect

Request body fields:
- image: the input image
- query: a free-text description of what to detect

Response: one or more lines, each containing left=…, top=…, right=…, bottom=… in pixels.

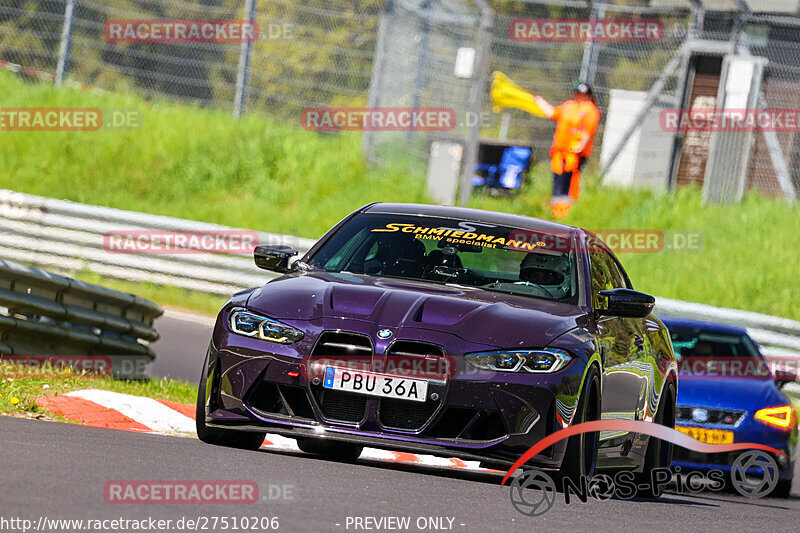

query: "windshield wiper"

left=293, top=260, right=317, bottom=272
left=433, top=266, right=467, bottom=279
left=478, top=282, right=555, bottom=300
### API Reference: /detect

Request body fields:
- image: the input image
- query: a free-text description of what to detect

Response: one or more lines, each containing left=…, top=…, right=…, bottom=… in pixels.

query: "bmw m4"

left=196, top=203, right=677, bottom=488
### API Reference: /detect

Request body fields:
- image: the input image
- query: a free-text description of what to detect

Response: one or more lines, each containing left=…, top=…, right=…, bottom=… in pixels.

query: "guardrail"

left=0, top=259, right=163, bottom=378
left=653, top=298, right=800, bottom=401
left=0, top=189, right=316, bottom=296
left=1, top=189, right=797, bottom=381
left=653, top=298, right=800, bottom=362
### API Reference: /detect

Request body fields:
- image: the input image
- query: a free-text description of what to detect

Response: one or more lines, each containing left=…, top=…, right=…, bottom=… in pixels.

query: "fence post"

left=457, top=4, right=494, bottom=206
left=737, top=34, right=797, bottom=202
left=410, top=0, right=434, bottom=133
left=579, top=1, right=604, bottom=86
left=54, top=0, right=78, bottom=88
left=362, top=0, right=395, bottom=162
left=601, top=42, right=689, bottom=175
left=233, top=0, right=257, bottom=119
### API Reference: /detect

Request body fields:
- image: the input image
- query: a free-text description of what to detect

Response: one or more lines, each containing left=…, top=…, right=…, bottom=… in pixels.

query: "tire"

left=296, top=438, right=363, bottom=462
left=772, top=478, right=793, bottom=499
left=556, top=367, right=601, bottom=487
left=195, top=355, right=266, bottom=451
left=635, top=381, right=676, bottom=498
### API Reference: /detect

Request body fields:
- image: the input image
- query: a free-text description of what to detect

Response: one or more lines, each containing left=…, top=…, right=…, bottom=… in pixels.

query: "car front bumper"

left=671, top=413, right=797, bottom=480
left=201, top=336, right=587, bottom=469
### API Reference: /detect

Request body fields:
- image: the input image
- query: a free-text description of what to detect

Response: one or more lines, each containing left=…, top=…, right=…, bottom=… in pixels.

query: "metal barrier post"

left=457, top=4, right=494, bottom=206
left=54, top=0, right=77, bottom=88
left=233, top=0, right=257, bottom=119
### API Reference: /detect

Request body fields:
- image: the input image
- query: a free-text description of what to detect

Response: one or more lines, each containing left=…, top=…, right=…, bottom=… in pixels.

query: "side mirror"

left=773, top=369, right=795, bottom=389
left=598, top=288, right=655, bottom=318
left=254, top=245, right=299, bottom=273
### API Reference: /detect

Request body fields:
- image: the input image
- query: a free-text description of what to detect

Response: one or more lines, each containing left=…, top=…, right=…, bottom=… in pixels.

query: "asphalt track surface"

left=150, top=309, right=216, bottom=382
left=1, top=415, right=798, bottom=533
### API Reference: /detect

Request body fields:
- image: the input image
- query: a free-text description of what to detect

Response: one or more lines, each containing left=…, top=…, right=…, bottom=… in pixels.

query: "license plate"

left=323, top=367, right=429, bottom=403
left=676, top=426, right=734, bottom=444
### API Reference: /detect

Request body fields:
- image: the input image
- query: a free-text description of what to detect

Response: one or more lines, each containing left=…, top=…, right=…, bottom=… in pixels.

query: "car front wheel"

left=556, top=367, right=601, bottom=487
left=195, top=354, right=266, bottom=451
left=635, top=381, right=676, bottom=498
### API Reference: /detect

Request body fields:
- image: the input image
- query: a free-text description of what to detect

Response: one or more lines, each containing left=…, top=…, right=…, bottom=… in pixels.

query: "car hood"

left=677, top=375, right=787, bottom=410
left=246, top=271, right=588, bottom=349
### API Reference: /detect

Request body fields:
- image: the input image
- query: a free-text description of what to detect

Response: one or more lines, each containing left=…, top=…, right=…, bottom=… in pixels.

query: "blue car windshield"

left=309, top=213, right=580, bottom=304
left=668, top=326, right=761, bottom=359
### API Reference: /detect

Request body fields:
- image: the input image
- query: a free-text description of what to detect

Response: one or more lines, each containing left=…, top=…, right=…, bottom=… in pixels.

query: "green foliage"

left=2, top=70, right=798, bottom=321
left=0, top=71, right=426, bottom=239
left=472, top=165, right=800, bottom=320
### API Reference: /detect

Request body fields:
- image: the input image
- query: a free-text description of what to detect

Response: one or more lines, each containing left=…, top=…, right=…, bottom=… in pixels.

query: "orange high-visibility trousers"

left=550, top=151, right=582, bottom=201
left=568, top=169, right=581, bottom=201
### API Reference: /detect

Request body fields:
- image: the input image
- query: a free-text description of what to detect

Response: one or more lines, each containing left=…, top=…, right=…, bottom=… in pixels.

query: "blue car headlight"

left=229, top=307, right=304, bottom=344
left=465, top=348, right=572, bottom=373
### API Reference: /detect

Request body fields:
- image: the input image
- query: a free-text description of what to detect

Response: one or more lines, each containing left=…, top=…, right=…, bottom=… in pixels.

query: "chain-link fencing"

left=486, top=1, right=693, bottom=162
left=2, top=1, right=800, bottom=202
left=363, top=0, right=487, bottom=166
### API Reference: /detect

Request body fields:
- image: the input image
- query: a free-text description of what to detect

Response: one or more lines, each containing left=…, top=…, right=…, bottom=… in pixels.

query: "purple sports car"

left=197, top=203, right=677, bottom=488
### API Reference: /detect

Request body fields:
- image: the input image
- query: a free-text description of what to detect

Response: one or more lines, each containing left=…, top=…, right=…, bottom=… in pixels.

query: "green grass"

left=2, top=70, right=799, bottom=319
left=0, top=71, right=426, bottom=238
left=472, top=164, right=800, bottom=320
left=0, top=361, right=197, bottom=421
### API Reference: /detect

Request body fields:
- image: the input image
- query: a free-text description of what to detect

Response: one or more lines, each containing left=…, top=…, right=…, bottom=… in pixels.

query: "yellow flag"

left=490, top=71, right=546, bottom=118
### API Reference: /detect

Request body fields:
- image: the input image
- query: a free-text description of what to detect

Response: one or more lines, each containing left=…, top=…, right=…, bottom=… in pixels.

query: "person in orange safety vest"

left=533, top=82, right=601, bottom=218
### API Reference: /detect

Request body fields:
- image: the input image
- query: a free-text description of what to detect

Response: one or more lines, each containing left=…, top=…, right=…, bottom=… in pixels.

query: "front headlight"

left=229, top=307, right=304, bottom=344
left=465, top=348, right=572, bottom=373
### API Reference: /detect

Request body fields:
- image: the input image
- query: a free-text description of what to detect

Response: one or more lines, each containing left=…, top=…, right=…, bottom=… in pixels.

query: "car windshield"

left=308, top=213, right=580, bottom=304
left=668, top=326, right=760, bottom=359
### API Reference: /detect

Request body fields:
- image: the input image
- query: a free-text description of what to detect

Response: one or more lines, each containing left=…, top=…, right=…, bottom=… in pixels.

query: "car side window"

left=589, top=243, right=626, bottom=309
left=604, top=249, right=630, bottom=290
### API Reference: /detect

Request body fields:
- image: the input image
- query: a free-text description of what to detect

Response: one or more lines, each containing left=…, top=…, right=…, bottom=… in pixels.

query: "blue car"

left=662, top=317, right=798, bottom=497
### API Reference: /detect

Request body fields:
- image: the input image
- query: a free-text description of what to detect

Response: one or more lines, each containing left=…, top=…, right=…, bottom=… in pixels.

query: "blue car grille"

left=676, top=406, right=745, bottom=426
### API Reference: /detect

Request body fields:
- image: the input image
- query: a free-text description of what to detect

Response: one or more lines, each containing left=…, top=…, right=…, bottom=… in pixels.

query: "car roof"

left=659, top=316, right=748, bottom=336
left=362, top=203, right=581, bottom=235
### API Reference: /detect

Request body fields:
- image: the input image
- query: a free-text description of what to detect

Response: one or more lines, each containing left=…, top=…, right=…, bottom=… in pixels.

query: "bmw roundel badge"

left=377, top=329, right=393, bottom=340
